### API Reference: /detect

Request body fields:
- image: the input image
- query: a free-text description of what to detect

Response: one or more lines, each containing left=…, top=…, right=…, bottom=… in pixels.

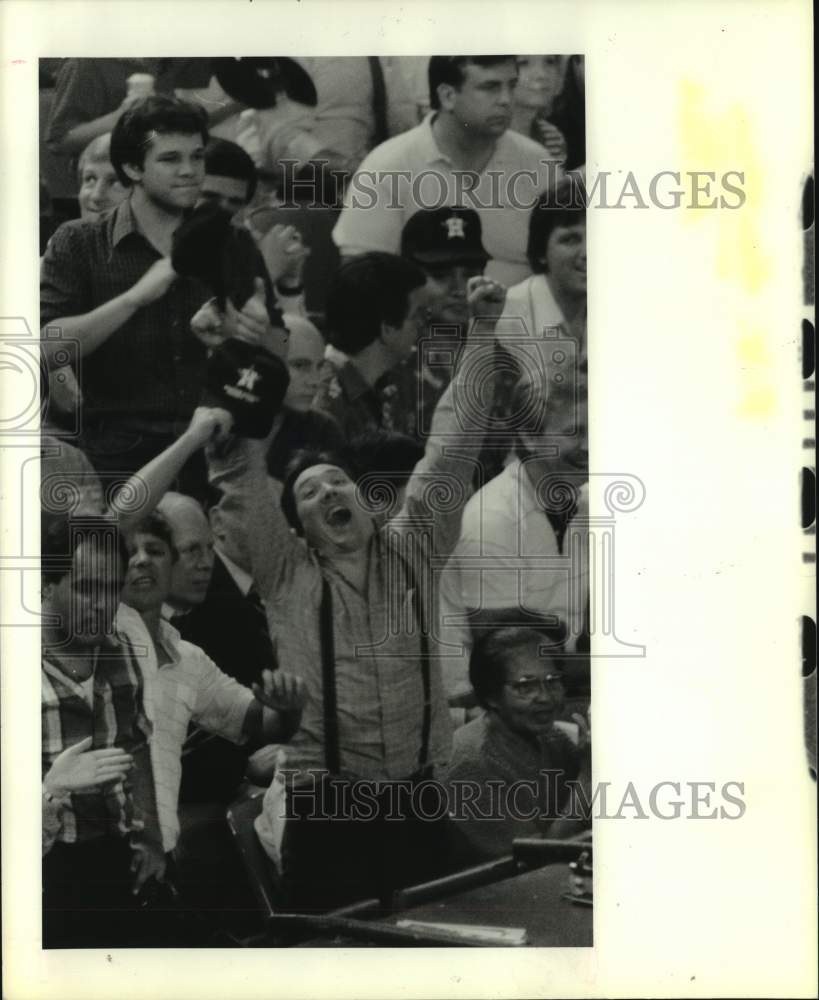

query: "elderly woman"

left=442, top=623, right=590, bottom=865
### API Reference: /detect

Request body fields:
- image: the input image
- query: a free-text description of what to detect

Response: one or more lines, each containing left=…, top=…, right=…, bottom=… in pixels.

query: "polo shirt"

left=332, top=114, right=562, bottom=286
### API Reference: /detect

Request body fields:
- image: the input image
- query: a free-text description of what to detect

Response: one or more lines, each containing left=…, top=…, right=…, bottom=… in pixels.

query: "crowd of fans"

left=39, top=54, right=589, bottom=947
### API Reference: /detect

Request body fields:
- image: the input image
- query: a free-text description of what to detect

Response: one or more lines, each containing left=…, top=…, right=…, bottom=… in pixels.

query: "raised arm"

left=398, top=276, right=507, bottom=558
left=206, top=422, right=308, bottom=601
left=108, top=408, right=227, bottom=533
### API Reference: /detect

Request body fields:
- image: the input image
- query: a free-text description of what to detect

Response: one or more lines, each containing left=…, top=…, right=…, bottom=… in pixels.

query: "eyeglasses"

left=506, top=674, right=565, bottom=700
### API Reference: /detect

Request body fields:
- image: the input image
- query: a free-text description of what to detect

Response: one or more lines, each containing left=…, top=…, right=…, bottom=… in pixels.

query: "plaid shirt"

left=40, top=197, right=276, bottom=427
left=42, top=635, right=152, bottom=849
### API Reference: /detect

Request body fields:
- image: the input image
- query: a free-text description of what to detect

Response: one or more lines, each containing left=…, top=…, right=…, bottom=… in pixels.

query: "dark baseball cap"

left=202, top=338, right=289, bottom=439
left=401, top=207, right=489, bottom=267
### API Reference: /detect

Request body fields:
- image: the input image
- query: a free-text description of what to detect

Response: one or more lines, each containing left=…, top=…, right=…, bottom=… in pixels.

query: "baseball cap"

left=202, top=338, right=289, bottom=439
left=400, top=207, right=489, bottom=268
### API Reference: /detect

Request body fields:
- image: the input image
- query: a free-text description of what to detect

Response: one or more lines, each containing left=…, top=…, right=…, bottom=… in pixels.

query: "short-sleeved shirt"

left=116, top=605, right=254, bottom=851
left=40, top=197, right=276, bottom=428
left=42, top=637, right=152, bottom=846
left=332, top=115, right=562, bottom=286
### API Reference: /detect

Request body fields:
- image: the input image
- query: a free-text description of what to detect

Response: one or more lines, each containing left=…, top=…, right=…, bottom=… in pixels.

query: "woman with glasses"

left=443, top=622, right=590, bottom=865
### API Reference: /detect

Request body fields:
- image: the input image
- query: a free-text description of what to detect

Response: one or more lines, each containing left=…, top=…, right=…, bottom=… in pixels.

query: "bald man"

left=159, top=492, right=216, bottom=616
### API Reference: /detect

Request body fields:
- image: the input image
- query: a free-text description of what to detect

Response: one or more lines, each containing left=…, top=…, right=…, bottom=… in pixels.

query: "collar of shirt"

left=161, top=602, right=189, bottom=626
left=154, top=618, right=184, bottom=669
left=216, top=547, right=254, bottom=597
left=42, top=632, right=121, bottom=688
left=418, top=112, right=517, bottom=173
left=111, top=195, right=150, bottom=250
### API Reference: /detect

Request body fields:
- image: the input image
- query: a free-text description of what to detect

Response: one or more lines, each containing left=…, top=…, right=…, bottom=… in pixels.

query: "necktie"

left=246, top=585, right=267, bottom=625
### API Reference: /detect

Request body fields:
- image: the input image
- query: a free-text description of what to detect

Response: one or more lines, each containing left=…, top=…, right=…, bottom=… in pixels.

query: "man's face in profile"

left=166, top=505, right=215, bottom=609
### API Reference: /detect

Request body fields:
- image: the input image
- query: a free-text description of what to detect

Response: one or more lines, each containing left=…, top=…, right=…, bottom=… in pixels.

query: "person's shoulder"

left=500, top=127, right=555, bottom=163
left=356, top=120, right=427, bottom=168
left=172, top=633, right=224, bottom=679
left=503, top=274, right=539, bottom=311
left=45, top=214, right=110, bottom=253
left=292, top=406, right=345, bottom=438
left=45, top=216, right=90, bottom=245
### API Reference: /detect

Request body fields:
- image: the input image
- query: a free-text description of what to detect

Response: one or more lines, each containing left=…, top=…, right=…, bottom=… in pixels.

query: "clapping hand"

left=252, top=669, right=308, bottom=715
left=43, top=736, right=133, bottom=796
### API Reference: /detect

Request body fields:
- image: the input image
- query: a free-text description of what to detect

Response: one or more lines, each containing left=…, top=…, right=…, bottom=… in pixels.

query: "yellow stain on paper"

left=735, top=324, right=777, bottom=419
left=678, top=80, right=771, bottom=294
left=679, top=81, right=776, bottom=418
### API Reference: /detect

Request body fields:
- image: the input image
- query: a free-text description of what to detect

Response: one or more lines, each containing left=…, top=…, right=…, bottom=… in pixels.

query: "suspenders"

left=318, top=553, right=432, bottom=776
left=319, top=577, right=342, bottom=775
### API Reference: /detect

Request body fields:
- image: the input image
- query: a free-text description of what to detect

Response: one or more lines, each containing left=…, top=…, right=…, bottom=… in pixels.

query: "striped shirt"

left=116, top=606, right=254, bottom=851
left=41, top=637, right=151, bottom=848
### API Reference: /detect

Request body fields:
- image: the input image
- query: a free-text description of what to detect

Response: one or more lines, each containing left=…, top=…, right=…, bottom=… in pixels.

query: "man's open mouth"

left=325, top=505, right=353, bottom=529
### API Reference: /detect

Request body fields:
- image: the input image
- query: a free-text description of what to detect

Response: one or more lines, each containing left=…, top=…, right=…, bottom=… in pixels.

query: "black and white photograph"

left=0, top=2, right=815, bottom=998
left=36, top=50, right=592, bottom=950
